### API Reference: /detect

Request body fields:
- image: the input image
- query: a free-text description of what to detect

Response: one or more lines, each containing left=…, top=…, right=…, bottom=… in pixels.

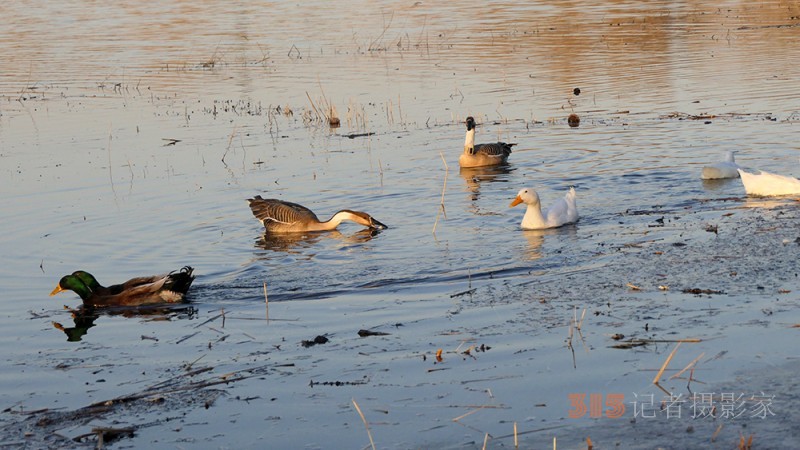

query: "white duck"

left=510, top=187, right=578, bottom=230
left=738, top=169, right=800, bottom=196
left=701, top=151, right=741, bottom=179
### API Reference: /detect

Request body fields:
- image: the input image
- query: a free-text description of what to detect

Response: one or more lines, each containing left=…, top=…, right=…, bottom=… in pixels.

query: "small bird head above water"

left=510, top=188, right=540, bottom=208
left=465, top=116, right=476, bottom=131
left=50, top=273, right=94, bottom=301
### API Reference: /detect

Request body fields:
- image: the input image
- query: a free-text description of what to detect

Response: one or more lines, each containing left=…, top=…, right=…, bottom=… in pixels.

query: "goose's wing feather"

left=248, top=196, right=319, bottom=226
left=474, top=142, right=515, bottom=157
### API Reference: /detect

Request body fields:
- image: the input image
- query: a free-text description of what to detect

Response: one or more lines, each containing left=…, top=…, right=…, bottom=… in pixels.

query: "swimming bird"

left=459, top=116, right=515, bottom=168
left=738, top=169, right=800, bottom=196
left=247, top=195, right=388, bottom=233
left=510, top=187, right=578, bottom=230
left=50, top=266, right=195, bottom=307
left=701, top=151, right=741, bottom=179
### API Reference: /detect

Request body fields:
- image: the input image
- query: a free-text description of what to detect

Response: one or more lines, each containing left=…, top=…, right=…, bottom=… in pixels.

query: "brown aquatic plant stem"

left=669, top=352, right=705, bottom=381
left=222, top=125, right=238, bottom=165
left=264, top=281, right=269, bottom=323
left=514, top=421, right=518, bottom=449
left=351, top=398, right=376, bottom=450
left=653, top=342, right=682, bottom=396
left=432, top=152, right=449, bottom=234
left=481, top=433, right=489, bottom=450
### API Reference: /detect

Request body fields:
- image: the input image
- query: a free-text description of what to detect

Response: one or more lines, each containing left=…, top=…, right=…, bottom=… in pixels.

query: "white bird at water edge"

left=510, top=187, right=579, bottom=230
left=738, top=169, right=800, bottom=196
left=701, top=151, right=741, bottom=180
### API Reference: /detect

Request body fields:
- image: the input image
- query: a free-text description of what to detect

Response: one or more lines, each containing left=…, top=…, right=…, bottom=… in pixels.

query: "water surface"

left=1, top=1, right=799, bottom=448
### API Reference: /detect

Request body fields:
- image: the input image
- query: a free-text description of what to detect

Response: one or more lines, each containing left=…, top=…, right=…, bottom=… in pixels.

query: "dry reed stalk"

left=553, top=436, right=557, bottom=450
left=587, top=436, right=593, bottom=449
left=669, top=352, right=705, bottom=380
left=222, top=125, right=238, bottom=164
left=452, top=406, right=484, bottom=422
left=305, top=91, right=323, bottom=121
left=264, top=281, right=269, bottom=323
left=432, top=152, right=449, bottom=234
left=653, top=342, right=682, bottom=396
left=710, top=423, right=724, bottom=442
left=481, top=433, right=489, bottom=450
left=513, top=422, right=518, bottom=449
left=397, top=94, right=403, bottom=125
left=221, top=308, right=225, bottom=328
left=352, top=398, right=376, bottom=450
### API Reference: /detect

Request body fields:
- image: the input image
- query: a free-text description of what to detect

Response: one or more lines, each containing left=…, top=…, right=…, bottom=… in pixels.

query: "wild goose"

left=510, top=187, right=578, bottom=230
left=459, top=116, right=515, bottom=168
left=49, top=266, right=195, bottom=307
left=738, top=169, right=800, bottom=196
left=247, top=195, right=388, bottom=233
left=701, top=151, right=741, bottom=179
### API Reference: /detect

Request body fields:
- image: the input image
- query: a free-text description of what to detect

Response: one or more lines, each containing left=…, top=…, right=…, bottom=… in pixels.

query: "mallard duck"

left=701, top=151, right=741, bottom=179
left=247, top=195, right=388, bottom=233
left=510, top=187, right=578, bottom=230
left=459, top=116, right=515, bottom=168
left=738, top=169, right=800, bottom=196
left=49, top=266, right=195, bottom=307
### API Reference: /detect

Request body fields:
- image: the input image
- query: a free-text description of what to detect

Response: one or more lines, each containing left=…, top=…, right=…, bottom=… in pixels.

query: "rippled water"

left=2, top=1, right=800, bottom=448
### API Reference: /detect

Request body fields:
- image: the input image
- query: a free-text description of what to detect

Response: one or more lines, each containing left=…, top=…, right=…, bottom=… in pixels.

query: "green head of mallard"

left=72, top=270, right=101, bottom=290
left=50, top=272, right=94, bottom=301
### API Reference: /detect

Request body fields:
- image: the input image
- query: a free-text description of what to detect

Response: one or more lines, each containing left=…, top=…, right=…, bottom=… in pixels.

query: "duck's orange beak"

left=509, top=196, right=523, bottom=207
left=49, top=285, right=64, bottom=296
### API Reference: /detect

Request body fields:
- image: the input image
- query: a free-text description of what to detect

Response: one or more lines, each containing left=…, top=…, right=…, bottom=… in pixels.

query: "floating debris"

left=301, top=335, right=329, bottom=347
left=357, top=329, right=390, bottom=337
left=568, top=113, right=580, bottom=127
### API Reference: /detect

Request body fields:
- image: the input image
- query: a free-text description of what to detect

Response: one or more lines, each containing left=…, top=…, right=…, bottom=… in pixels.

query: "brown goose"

left=459, top=116, right=515, bottom=168
left=247, top=196, right=388, bottom=233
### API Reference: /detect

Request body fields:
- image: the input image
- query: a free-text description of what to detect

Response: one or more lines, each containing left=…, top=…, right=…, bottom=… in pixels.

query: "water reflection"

left=52, top=305, right=198, bottom=342
left=459, top=164, right=514, bottom=202
left=254, top=228, right=383, bottom=252
left=519, top=225, right=578, bottom=261
left=700, top=177, right=741, bottom=193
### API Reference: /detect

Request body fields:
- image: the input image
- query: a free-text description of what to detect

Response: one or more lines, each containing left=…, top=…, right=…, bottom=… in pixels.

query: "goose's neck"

left=464, top=128, right=475, bottom=154
left=309, top=210, right=358, bottom=231
left=522, top=203, right=547, bottom=229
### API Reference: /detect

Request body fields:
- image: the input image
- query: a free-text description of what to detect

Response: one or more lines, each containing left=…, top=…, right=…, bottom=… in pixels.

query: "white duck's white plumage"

left=701, top=151, right=741, bottom=180
left=510, top=187, right=578, bottom=230
left=738, top=169, right=800, bottom=196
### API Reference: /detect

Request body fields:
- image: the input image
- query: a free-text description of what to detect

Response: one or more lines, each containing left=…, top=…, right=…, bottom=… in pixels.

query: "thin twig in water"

left=263, top=282, right=269, bottom=321
left=107, top=127, right=117, bottom=198
left=352, top=398, right=376, bottom=450
left=222, top=125, right=238, bottom=165
left=432, top=152, right=449, bottom=234
left=514, top=421, right=518, bottom=449
left=653, top=342, right=682, bottom=396
left=481, top=433, right=489, bottom=450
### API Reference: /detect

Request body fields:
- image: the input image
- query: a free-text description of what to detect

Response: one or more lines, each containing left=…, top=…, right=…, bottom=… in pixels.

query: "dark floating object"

left=358, top=329, right=391, bottom=337
left=573, top=87, right=581, bottom=96
left=301, top=335, right=329, bottom=347
left=50, top=267, right=195, bottom=308
left=567, top=113, right=580, bottom=128
left=682, top=288, right=725, bottom=295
